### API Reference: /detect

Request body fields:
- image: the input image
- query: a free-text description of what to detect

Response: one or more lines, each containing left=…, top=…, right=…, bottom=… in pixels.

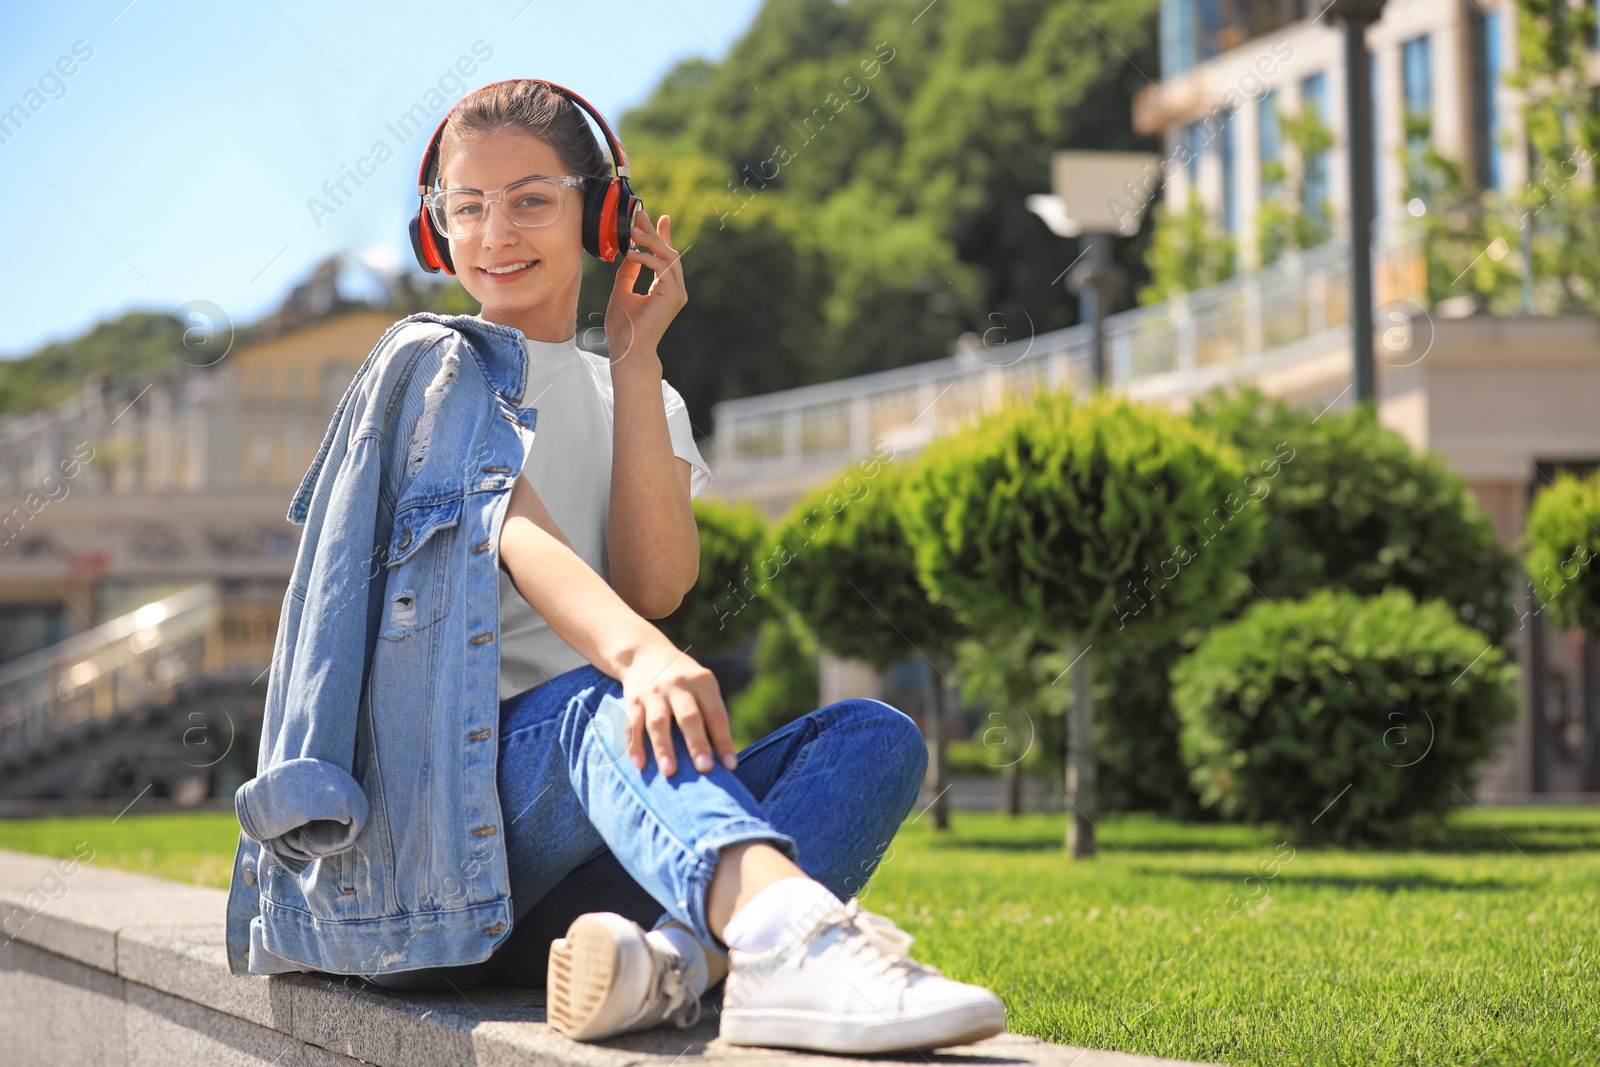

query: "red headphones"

left=408, top=78, right=641, bottom=275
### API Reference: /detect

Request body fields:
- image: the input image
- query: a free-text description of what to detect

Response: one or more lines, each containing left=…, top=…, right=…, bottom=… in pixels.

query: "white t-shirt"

left=497, top=333, right=712, bottom=699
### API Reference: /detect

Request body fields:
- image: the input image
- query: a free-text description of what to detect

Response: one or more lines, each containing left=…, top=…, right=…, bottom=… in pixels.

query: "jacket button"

left=484, top=923, right=506, bottom=936
left=471, top=825, right=497, bottom=836
left=467, top=728, right=492, bottom=741
left=242, top=867, right=255, bottom=886
left=472, top=538, right=493, bottom=553
left=470, top=631, right=494, bottom=645
left=397, top=524, right=412, bottom=550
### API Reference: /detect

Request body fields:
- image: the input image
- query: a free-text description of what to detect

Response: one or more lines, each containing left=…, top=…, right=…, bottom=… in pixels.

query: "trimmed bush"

left=656, top=498, right=773, bottom=653
left=762, top=452, right=963, bottom=670
left=1525, top=468, right=1600, bottom=634
left=1172, top=588, right=1519, bottom=843
left=897, top=389, right=1260, bottom=645
left=1189, top=387, right=1516, bottom=642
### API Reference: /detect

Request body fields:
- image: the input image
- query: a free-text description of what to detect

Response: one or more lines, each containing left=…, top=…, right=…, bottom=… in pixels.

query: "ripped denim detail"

left=406, top=352, right=461, bottom=476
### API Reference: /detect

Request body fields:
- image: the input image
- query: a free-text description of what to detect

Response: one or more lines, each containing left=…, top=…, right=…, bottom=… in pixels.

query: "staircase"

left=0, top=582, right=275, bottom=799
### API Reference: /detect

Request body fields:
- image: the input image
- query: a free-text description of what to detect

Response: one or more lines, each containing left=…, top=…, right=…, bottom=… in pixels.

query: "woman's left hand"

left=606, top=206, right=687, bottom=366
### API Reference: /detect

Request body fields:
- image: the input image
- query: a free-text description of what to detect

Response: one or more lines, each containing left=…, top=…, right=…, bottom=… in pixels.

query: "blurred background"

left=0, top=0, right=1596, bottom=824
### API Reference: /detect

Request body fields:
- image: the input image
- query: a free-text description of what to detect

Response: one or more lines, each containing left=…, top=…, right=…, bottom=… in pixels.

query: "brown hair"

left=437, top=80, right=611, bottom=187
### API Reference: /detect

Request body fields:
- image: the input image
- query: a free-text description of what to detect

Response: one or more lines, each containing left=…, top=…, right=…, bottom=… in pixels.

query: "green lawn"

left=2, top=807, right=1596, bottom=1066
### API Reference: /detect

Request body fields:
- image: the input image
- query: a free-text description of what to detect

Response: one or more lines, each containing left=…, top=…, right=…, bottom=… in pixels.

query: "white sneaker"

left=546, top=912, right=703, bottom=1040
left=719, top=897, right=1006, bottom=1053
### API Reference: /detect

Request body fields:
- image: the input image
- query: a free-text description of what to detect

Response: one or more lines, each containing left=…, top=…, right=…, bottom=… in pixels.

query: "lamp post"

left=1326, top=0, right=1386, bottom=405
left=1026, top=151, right=1157, bottom=858
left=1026, top=151, right=1161, bottom=389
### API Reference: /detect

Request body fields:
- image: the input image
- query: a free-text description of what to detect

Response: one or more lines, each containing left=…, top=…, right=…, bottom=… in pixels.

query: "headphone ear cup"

left=409, top=212, right=440, bottom=274
left=580, top=178, right=609, bottom=259
left=419, top=209, right=455, bottom=275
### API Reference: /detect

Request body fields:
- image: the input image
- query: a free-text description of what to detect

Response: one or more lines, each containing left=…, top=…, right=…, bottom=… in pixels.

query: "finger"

left=694, top=672, right=738, bottom=770
left=666, top=686, right=713, bottom=774
left=625, top=247, right=669, bottom=273
left=643, top=694, right=677, bottom=776
left=626, top=702, right=647, bottom=771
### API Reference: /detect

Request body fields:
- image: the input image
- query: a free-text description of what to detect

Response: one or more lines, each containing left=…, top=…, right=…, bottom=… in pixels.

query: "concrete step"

left=0, top=846, right=1214, bottom=1067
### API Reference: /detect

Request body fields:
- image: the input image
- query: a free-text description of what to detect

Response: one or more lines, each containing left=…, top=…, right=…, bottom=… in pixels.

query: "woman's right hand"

left=618, top=640, right=738, bottom=778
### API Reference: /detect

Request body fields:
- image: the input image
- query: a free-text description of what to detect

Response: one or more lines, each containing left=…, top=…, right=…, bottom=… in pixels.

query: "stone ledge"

left=0, top=847, right=1214, bottom=1067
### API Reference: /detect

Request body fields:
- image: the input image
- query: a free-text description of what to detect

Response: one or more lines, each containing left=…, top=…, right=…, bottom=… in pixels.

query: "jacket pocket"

left=379, top=494, right=462, bottom=641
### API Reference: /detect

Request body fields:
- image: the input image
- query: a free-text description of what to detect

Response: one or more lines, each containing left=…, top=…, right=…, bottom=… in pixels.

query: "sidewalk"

left=0, top=846, right=1217, bottom=1067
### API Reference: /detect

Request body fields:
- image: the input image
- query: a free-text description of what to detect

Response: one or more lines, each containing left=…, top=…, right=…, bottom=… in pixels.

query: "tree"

left=613, top=0, right=1163, bottom=415
left=1525, top=467, right=1600, bottom=634
left=655, top=498, right=775, bottom=654
left=897, top=387, right=1259, bottom=856
left=756, top=455, right=965, bottom=827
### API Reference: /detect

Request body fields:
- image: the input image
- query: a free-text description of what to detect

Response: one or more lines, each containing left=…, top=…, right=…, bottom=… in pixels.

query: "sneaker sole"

left=546, top=913, right=652, bottom=1040
left=719, top=999, right=1006, bottom=1053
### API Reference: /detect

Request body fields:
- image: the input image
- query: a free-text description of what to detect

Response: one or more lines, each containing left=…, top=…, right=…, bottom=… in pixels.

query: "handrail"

left=710, top=237, right=1416, bottom=474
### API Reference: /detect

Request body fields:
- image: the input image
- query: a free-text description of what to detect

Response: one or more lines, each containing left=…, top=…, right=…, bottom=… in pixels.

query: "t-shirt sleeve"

left=662, top=379, right=713, bottom=499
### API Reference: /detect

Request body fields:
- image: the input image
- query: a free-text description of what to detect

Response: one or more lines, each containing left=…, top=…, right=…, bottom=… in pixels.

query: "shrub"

left=1189, top=387, right=1516, bottom=642
left=655, top=498, right=773, bottom=653
left=1525, top=468, right=1600, bottom=634
left=1172, top=588, right=1519, bottom=843
left=1093, top=388, right=1519, bottom=818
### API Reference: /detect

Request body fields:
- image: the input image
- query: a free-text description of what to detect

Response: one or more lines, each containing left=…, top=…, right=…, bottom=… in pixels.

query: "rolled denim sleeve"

left=237, top=426, right=389, bottom=872
left=235, top=333, right=442, bottom=873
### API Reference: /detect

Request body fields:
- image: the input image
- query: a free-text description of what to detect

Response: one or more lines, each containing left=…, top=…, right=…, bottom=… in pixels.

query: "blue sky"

left=0, top=0, right=764, bottom=357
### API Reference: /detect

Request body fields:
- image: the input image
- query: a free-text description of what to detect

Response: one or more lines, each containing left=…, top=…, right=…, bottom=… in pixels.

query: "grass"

left=2, top=807, right=1596, bottom=1065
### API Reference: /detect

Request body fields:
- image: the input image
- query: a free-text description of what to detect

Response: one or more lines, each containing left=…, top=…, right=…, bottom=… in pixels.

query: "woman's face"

left=438, top=128, right=585, bottom=328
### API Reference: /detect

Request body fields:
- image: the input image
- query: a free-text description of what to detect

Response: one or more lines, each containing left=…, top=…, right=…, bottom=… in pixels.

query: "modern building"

left=1139, top=0, right=1519, bottom=270
left=706, top=0, right=1600, bottom=800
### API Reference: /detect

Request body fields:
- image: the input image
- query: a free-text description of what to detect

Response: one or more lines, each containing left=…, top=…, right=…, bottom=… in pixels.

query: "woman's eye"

left=515, top=194, right=552, bottom=209
left=451, top=202, right=483, bottom=217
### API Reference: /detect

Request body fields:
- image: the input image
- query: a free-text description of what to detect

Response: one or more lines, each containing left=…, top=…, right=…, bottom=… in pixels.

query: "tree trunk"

left=1002, top=754, right=1023, bottom=817
left=921, top=656, right=950, bottom=830
left=1066, top=636, right=1096, bottom=858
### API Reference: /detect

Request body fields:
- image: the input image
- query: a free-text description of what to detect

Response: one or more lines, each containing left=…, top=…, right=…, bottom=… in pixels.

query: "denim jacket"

left=224, top=312, right=539, bottom=977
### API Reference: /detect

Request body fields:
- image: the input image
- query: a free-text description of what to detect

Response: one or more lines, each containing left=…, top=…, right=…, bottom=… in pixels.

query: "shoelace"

left=652, top=944, right=702, bottom=1029
left=818, top=898, right=944, bottom=985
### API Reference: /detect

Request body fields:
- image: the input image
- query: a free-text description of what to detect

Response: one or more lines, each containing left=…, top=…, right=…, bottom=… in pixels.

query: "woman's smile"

left=479, top=258, right=541, bottom=282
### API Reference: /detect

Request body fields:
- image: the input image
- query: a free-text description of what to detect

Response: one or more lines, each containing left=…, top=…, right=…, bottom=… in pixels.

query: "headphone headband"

left=408, top=78, right=640, bottom=274
left=415, top=78, right=630, bottom=195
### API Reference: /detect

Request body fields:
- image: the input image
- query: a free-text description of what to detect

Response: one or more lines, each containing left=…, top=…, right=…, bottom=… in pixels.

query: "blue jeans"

left=367, top=664, right=927, bottom=991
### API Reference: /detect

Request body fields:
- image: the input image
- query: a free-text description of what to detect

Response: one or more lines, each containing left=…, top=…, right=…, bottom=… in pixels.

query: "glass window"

left=1185, top=120, right=1207, bottom=187
left=1258, top=89, right=1281, bottom=200
left=1401, top=36, right=1432, bottom=203
left=1300, top=73, right=1329, bottom=224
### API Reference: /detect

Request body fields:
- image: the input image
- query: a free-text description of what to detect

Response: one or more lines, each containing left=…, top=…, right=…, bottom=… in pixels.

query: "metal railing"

left=711, top=238, right=1425, bottom=477
left=0, top=582, right=277, bottom=758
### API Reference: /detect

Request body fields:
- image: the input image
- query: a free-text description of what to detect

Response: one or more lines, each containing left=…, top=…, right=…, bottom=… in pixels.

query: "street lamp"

left=1325, top=0, right=1387, bottom=404
left=1026, top=151, right=1161, bottom=388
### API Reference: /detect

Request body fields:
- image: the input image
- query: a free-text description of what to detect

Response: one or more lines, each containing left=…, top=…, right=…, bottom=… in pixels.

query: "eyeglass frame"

left=422, top=174, right=591, bottom=238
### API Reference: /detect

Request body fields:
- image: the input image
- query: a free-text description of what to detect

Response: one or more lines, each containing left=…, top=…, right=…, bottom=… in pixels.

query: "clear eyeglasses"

left=424, top=174, right=590, bottom=239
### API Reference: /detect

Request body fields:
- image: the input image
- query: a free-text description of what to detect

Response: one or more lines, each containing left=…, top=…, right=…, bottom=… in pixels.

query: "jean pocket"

left=379, top=495, right=462, bottom=641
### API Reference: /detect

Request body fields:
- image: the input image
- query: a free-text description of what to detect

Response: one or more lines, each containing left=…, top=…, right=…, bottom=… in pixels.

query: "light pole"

left=1026, top=151, right=1157, bottom=857
left=1327, top=0, right=1387, bottom=404
left=1026, top=151, right=1160, bottom=390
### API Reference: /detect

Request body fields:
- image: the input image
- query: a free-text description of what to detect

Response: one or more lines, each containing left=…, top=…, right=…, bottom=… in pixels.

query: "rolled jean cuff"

left=682, top=817, right=799, bottom=948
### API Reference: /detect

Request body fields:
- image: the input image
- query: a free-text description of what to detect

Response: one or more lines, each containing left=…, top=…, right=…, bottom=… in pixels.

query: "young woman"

left=366, top=79, right=1006, bottom=1053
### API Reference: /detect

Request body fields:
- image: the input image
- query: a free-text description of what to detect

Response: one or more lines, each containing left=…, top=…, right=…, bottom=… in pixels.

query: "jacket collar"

left=284, top=312, right=531, bottom=526
left=400, top=312, right=530, bottom=404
